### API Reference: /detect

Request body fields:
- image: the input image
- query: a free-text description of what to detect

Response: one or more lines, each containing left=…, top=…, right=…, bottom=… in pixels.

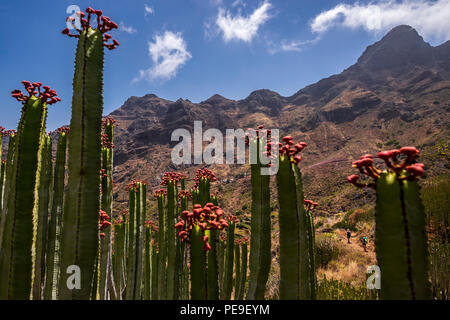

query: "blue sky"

left=1, top=0, right=449, bottom=130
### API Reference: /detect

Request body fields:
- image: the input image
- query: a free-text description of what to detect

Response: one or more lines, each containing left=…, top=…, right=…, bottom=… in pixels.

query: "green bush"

left=315, top=233, right=342, bottom=268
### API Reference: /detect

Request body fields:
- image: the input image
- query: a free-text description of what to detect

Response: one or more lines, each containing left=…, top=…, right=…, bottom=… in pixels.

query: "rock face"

left=109, top=25, right=450, bottom=214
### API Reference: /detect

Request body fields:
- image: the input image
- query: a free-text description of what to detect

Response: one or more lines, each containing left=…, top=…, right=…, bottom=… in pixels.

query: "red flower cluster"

left=304, top=199, right=319, bottom=212
left=153, top=189, right=168, bottom=198
left=235, top=236, right=249, bottom=245
left=194, top=168, right=217, bottom=188
left=11, top=81, right=61, bottom=105
left=161, top=171, right=185, bottom=186
left=62, top=7, right=119, bottom=50
left=3, top=129, right=16, bottom=137
left=0, top=127, right=4, bottom=136
left=57, top=126, right=70, bottom=135
left=126, top=180, right=147, bottom=191
left=347, top=147, right=425, bottom=188
left=101, top=133, right=114, bottom=149
left=244, top=125, right=272, bottom=146
left=99, top=210, right=111, bottom=238
left=178, top=190, right=192, bottom=201
left=175, top=203, right=229, bottom=250
left=277, top=136, right=307, bottom=164
left=102, top=116, right=117, bottom=129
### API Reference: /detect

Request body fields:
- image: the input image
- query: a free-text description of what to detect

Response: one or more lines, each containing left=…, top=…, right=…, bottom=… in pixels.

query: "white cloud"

left=133, top=31, right=192, bottom=83
left=119, top=21, right=137, bottom=34
left=144, top=4, right=154, bottom=16
left=215, top=1, right=273, bottom=42
left=268, top=37, right=320, bottom=54
left=232, top=0, right=245, bottom=7
left=310, top=0, right=450, bottom=42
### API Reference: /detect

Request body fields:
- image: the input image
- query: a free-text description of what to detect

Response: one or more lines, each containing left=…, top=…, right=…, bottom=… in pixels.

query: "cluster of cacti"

left=347, top=147, right=431, bottom=300
left=0, top=6, right=436, bottom=301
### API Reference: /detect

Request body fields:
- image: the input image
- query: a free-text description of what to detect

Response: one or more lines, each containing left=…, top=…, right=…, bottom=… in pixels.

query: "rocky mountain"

left=110, top=25, right=450, bottom=217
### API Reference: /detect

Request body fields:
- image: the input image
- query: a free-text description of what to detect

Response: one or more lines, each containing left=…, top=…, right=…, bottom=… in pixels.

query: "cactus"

left=0, top=127, right=4, bottom=210
left=276, top=136, right=316, bottom=299
left=124, top=181, right=146, bottom=299
left=0, top=81, right=60, bottom=299
left=304, top=200, right=318, bottom=299
left=155, top=189, right=167, bottom=299
left=161, top=172, right=184, bottom=299
left=217, top=236, right=225, bottom=298
left=246, top=127, right=271, bottom=300
left=44, top=127, right=69, bottom=300
left=0, top=160, right=5, bottom=213
left=347, top=148, right=431, bottom=299
left=112, top=215, right=126, bottom=299
left=175, top=199, right=228, bottom=299
left=97, top=117, right=116, bottom=299
left=222, top=216, right=238, bottom=300
left=190, top=224, right=207, bottom=299
left=237, top=239, right=248, bottom=300
left=0, top=131, right=16, bottom=241
left=151, top=244, right=159, bottom=300
left=143, top=221, right=153, bottom=300
left=33, top=133, right=53, bottom=299
left=234, top=239, right=241, bottom=299
left=58, top=7, right=118, bottom=299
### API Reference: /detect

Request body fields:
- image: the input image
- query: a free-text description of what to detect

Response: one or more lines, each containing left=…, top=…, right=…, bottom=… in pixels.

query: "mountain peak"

left=202, top=94, right=230, bottom=104
left=245, top=89, right=282, bottom=101
left=357, top=25, right=431, bottom=71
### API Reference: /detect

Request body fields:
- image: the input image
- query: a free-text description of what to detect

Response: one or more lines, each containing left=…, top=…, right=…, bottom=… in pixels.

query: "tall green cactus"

left=0, top=132, right=16, bottom=242
left=155, top=190, right=167, bottom=300
left=0, top=81, right=60, bottom=299
left=124, top=181, right=146, bottom=299
left=347, top=148, right=431, bottom=299
left=58, top=8, right=118, bottom=299
left=247, top=128, right=271, bottom=300
left=223, top=218, right=235, bottom=300
left=112, top=217, right=126, bottom=299
left=144, top=222, right=152, bottom=300
left=166, top=179, right=177, bottom=299
left=44, top=128, right=68, bottom=300
left=151, top=245, right=159, bottom=300
left=237, top=240, right=248, bottom=300
left=0, top=160, right=5, bottom=213
left=190, top=224, right=207, bottom=300
left=234, top=239, right=241, bottom=299
left=276, top=137, right=315, bottom=299
left=97, top=118, right=115, bottom=299
left=0, top=127, right=4, bottom=211
left=33, top=134, right=53, bottom=300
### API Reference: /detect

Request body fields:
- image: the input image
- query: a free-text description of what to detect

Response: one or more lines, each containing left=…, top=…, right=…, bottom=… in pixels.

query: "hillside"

left=109, top=25, right=450, bottom=223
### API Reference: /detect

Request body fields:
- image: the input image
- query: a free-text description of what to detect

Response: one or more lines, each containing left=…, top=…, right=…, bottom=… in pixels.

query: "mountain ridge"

left=109, top=25, right=450, bottom=216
